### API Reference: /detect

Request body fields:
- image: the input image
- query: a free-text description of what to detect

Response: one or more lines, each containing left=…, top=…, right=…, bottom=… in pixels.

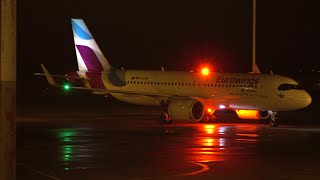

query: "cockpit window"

left=278, top=84, right=303, bottom=91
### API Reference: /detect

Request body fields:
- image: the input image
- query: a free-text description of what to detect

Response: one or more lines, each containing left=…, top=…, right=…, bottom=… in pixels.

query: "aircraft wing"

left=34, top=73, right=90, bottom=81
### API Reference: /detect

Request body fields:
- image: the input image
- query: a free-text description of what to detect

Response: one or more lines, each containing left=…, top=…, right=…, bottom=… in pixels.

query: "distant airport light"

left=201, top=67, right=210, bottom=76
left=219, top=105, right=226, bottom=109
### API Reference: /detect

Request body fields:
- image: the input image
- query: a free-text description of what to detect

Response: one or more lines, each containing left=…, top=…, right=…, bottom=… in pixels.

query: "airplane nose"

left=301, top=91, right=312, bottom=108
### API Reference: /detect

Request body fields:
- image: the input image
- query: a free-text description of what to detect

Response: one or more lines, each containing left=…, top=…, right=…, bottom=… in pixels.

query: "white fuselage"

left=82, top=70, right=312, bottom=112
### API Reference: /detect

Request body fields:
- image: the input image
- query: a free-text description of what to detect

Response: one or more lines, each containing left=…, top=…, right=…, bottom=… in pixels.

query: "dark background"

left=17, top=0, right=320, bottom=96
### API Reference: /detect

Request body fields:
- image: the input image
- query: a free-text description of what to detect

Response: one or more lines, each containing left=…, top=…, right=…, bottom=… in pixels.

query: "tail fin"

left=71, top=19, right=111, bottom=72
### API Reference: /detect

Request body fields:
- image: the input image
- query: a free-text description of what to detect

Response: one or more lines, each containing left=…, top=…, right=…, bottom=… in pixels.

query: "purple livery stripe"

left=76, top=45, right=104, bottom=72
left=86, top=72, right=106, bottom=89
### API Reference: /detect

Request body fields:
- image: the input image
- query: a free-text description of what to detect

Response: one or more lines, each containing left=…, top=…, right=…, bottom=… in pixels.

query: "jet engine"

left=258, top=111, right=270, bottom=119
left=167, top=99, right=205, bottom=121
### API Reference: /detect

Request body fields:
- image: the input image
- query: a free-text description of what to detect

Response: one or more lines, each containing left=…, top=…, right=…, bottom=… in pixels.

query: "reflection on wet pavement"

left=17, top=122, right=320, bottom=179
left=189, top=124, right=260, bottom=164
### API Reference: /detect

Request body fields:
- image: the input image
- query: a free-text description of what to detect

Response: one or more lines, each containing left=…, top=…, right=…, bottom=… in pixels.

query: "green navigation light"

left=64, top=84, right=70, bottom=90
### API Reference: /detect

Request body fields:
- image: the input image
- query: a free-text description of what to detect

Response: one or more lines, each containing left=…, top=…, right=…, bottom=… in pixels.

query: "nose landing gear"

left=269, top=111, right=278, bottom=127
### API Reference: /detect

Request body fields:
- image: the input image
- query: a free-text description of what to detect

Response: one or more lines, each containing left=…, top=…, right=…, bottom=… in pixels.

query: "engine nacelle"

left=167, top=99, right=205, bottom=121
left=258, top=111, right=270, bottom=119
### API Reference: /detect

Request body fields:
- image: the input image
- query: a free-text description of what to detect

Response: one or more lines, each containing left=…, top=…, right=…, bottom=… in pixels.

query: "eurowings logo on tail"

left=72, top=19, right=111, bottom=72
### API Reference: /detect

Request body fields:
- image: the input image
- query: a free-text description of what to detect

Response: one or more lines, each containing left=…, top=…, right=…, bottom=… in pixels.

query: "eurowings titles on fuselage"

left=216, top=76, right=259, bottom=85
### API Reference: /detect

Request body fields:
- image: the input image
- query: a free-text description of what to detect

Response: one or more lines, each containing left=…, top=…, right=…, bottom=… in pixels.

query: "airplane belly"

left=110, top=93, right=160, bottom=106
left=226, top=97, right=270, bottom=110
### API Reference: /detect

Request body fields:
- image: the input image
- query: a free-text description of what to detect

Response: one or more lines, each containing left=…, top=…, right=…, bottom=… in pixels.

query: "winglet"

left=40, top=64, right=58, bottom=87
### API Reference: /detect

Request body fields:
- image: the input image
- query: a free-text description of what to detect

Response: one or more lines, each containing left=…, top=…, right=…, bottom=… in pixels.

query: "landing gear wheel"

left=269, top=120, right=278, bottom=127
left=161, top=119, right=172, bottom=124
left=160, top=113, right=172, bottom=124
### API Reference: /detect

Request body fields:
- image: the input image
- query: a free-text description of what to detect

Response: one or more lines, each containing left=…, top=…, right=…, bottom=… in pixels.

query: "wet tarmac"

left=17, top=97, right=320, bottom=179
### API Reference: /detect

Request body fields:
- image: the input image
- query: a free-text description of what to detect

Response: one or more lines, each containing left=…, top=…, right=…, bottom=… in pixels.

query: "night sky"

left=17, top=0, right=319, bottom=95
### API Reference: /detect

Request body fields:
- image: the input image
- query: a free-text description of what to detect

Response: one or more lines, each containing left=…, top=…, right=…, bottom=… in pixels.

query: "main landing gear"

left=160, top=112, right=174, bottom=134
left=160, top=111, right=172, bottom=124
left=159, top=100, right=172, bottom=124
left=159, top=101, right=174, bottom=134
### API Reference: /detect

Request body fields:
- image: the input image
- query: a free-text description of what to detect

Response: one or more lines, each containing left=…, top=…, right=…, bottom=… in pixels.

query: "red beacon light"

left=201, top=67, right=210, bottom=76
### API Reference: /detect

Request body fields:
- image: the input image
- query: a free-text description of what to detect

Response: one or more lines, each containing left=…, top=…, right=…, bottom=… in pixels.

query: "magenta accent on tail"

left=85, top=72, right=105, bottom=89
left=76, top=45, right=104, bottom=72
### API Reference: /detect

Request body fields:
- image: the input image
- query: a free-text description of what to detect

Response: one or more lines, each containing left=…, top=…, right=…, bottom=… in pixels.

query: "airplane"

left=37, top=19, right=312, bottom=127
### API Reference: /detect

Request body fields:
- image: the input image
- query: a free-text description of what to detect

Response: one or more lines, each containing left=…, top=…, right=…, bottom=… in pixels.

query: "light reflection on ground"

left=50, top=124, right=263, bottom=174
left=189, top=124, right=260, bottom=164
